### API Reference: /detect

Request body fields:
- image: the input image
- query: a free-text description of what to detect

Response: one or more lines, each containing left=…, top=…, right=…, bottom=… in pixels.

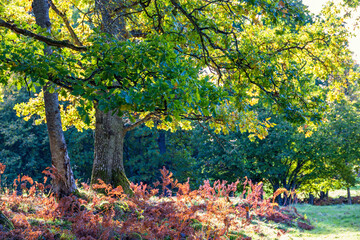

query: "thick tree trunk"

left=91, top=109, right=132, bottom=195
left=33, top=0, right=76, bottom=197
left=90, top=0, right=133, bottom=195
left=95, top=0, right=126, bottom=39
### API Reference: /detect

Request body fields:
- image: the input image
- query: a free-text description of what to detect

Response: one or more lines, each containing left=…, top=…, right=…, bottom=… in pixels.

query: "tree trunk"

left=273, top=184, right=284, bottom=206
left=308, top=193, right=314, bottom=205
left=347, top=187, right=352, bottom=205
left=90, top=0, right=133, bottom=195
left=319, top=191, right=326, bottom=200
left=32, top=0, right=76, bottom=198
left=157, top=130, right=167, bottom=155
left=91, top=108, right=132, bottom=195
left=43, top=88, right=77, bottom=197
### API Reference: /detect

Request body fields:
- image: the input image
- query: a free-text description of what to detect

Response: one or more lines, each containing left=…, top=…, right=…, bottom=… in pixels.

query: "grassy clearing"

left=285, top=204, right=360, bottom=240
left=328, top=185, right=360, bottom=199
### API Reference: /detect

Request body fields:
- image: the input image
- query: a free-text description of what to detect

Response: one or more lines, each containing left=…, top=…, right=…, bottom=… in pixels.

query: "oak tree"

left=0, top=0, right=356, bottom=193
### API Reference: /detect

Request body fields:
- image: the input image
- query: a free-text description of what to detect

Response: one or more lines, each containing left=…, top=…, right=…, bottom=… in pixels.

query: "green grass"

left=285, top=204, right=360, bottom=240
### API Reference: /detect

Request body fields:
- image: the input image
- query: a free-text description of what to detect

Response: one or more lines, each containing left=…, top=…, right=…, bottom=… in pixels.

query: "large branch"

left=0, top=18, right=88, bottom=52
left=180, top=114, right=212, bottom=121
left=124, top=112, right=155, bottom=133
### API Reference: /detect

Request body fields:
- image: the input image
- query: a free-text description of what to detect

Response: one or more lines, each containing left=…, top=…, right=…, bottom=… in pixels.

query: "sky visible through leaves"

left=303, top=0, right=360, bottom=62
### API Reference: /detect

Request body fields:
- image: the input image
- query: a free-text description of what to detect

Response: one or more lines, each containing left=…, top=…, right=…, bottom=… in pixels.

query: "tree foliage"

left=0, top=87, right=50, bottom=184
left=0, top=0, right=359, bottom=198
left=0, top=0, right=355, bottom=137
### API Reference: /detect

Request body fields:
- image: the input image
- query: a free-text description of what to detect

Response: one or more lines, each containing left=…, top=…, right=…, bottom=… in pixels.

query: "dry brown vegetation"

left=0, top=164, right=312, bottom=239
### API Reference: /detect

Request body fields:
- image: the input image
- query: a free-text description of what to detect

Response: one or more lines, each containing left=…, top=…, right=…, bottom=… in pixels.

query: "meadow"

left=283, top=185, right=360, bottom=240
left=287, top=204, right=360, bottom=240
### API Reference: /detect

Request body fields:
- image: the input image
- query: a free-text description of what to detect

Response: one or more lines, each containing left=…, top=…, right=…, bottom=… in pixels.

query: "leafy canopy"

left=0, top=0, right=356, bottom=136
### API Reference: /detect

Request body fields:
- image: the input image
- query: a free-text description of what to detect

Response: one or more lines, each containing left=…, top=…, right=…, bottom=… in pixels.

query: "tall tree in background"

left=32, top=0, right=76, bottom=197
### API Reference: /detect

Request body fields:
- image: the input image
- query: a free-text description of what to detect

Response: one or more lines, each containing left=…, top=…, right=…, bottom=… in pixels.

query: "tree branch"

left=124, top=112, right=155, bottom=133
left=0, top=18, right=88, bottom=52
left=169, top=0, right=209, bottom=63
left=180, top=114, right=212, bottom=121
left=48, top=74, right=74, bottom=91
left=48, top=0, right=83, bottom=46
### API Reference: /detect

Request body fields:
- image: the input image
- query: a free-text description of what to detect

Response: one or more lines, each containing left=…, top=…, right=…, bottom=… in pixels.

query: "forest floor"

left=0, top=170, right=313, bottom=240
left=0, top=174, right=359, bottom=239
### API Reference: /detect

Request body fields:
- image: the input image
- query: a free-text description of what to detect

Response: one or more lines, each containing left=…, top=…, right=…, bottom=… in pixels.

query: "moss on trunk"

left=111, top=168, right=133, bottom=196
left=91, top=109, right=134, bottom=197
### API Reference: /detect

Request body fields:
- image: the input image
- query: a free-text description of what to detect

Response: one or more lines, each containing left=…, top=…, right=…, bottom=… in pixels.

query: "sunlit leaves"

left=0, top=0, right=357, bottom=138
left=14, top=90, right=95, bottom=131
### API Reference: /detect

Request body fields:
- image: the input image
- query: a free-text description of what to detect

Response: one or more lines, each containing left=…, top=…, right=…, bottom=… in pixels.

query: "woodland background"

left=0, top=0, right=360, bottom=238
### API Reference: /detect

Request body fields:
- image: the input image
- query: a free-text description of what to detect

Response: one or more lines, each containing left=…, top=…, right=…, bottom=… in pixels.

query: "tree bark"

left=308, top=193, right=314, bottom=205
left=95, top=0, right=127, bottom=39
left=90, top=0, right=133, bottom=195
left=319, top=191, right=326, bottom=200
left=347, top=187, right=352, bottom=205
left=91, top=108, right=132, bottom=195
left=43, top=87, right=77, bottom=197
left=32, top=0, right=76, bottom=198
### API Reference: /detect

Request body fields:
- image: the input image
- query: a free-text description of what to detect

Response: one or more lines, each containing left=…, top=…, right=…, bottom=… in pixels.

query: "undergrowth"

left=0, top=163, right=312, bottom=239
